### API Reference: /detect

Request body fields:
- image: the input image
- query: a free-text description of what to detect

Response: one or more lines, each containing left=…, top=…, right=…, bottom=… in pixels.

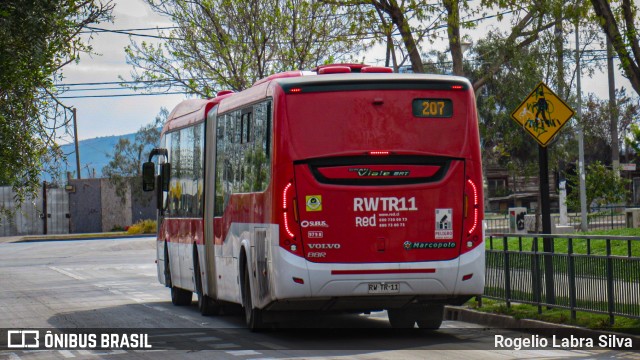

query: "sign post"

left=511, top=82, right=575, bottom=306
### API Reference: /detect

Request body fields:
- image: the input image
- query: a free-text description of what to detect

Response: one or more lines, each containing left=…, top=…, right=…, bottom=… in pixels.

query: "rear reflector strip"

left=331, top=269, right=436, bottom=275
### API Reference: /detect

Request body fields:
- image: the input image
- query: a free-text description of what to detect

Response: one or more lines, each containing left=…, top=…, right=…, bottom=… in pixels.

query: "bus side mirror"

left=142, top=162, right=155, bottom=192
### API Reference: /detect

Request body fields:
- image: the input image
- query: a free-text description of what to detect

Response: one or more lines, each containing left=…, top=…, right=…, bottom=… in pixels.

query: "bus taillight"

left=369, top=150, right=390, bottom=156
left=466, top=178, right=479, bottom=236
left=282, top=182, right=296, bottom=239
left=463, top=178, right=481, bottom=252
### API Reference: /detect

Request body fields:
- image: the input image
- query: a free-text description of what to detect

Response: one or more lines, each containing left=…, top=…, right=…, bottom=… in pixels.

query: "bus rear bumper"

left=268, top=241, right=484, bottom=310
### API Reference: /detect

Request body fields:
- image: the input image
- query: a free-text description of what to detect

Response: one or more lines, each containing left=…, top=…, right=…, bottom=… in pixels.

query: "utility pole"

left=72, top=108, right=81, bottom=179
left=576, top=20, right=588, bottom=231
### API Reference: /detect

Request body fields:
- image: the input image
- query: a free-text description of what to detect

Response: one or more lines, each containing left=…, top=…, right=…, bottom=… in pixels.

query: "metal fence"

left=0, top=182, right=69, bottom=236
left=485, top=206, right=630, bottom=234
left=483, top=233, right=640, bottom=324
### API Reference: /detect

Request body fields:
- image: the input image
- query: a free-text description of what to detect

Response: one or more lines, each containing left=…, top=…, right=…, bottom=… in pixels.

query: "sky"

left=58, top=0, right=634, bottom=143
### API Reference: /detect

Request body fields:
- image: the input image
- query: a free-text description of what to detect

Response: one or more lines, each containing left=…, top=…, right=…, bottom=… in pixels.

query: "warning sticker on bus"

left=435, top=208, right=453, bottom=239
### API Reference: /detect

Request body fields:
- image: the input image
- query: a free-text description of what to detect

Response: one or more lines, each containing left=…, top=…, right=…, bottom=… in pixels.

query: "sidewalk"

left=445, top=305, right=640, bottom=343
left=0, top=232, right=152, bottom=244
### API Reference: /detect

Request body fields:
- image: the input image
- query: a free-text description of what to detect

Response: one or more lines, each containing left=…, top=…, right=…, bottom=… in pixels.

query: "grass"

left=486, top=228, right=640, bottom=257
left=466, top=297, right=640, bottom=335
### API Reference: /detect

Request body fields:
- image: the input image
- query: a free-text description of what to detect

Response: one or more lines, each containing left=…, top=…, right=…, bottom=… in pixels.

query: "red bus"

left=143, top=64, right=485, bottom=330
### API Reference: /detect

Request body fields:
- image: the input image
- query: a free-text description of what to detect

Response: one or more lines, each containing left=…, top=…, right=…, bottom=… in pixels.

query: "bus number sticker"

left=306, top=195, right=323, bottom=211
left=435, top=209, right=453, bottom=239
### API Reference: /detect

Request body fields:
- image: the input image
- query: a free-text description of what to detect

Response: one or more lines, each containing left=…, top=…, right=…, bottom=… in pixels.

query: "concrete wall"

left=100, top=179, right=132, bottom=232
left=2, top=178, right=156, bottom=236
left=68, top=179, right=102, bottom=233
left=66, top=177, right=155, bottom=233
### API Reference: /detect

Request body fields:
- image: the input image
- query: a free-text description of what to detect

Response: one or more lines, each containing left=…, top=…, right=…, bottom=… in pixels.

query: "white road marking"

left=48, top=266, right=86, bottom=281
left=210, top=343, right=240, bottom=349
left=57, top=350, right=75, bottom=358
left=77, top=350, right=127, bottom=356
left=226, top=350, right=262, bottom=356
left=255, top=342, right=288, bottom=350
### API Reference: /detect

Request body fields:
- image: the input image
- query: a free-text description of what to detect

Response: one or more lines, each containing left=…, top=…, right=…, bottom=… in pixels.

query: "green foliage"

left=470, top=298, right=640, bottom=333
left=127, top=219, right=157, bottom=234
left=0, top=0, right=113, bottom=208
left=581, top=90, right=639, bottom=164
left=589, top=0, right=640, bottom=96
left=102, top=108, right=167, bottom=204
left=565, top=161, right=630, bottom=210
left=124, top=0, right=372, bottom=94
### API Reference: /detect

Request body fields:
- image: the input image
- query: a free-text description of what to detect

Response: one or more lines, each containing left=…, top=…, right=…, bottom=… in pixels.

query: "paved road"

left=0, top=237, right=633, bottom=359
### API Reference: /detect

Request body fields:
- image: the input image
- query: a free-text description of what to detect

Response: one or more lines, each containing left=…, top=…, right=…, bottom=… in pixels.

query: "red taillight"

left=318, top=66, right=351, bottom=74
left=369, top=151, right=390, bottom=156
left=289, top=87, right=302, bottom=93
left=361, top=66, right=393, bottom=73
left=451, top=85, right=464, bottom=90
left=466, top=178, right=479, bottom=236
left=282, top=182, right=295, bottom=238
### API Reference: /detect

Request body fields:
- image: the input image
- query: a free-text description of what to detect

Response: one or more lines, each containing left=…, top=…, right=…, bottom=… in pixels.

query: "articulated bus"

left=142, top=64, right=485, bottom=330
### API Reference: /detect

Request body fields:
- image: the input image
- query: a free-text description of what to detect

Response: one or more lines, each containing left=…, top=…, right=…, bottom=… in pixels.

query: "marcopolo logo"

left=403, top=241, right=456, bottom=250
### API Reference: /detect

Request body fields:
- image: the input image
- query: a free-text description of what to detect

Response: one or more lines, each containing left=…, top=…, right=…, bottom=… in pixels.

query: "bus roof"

left=163, top=71, right=473, bottom=134
left=272, top=72, right=472, bottom=89
left=163, top=93, right=233, bottom=134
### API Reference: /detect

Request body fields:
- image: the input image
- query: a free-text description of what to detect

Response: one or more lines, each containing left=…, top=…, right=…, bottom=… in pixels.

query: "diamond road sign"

left=511, top=82, right=575, bottom=147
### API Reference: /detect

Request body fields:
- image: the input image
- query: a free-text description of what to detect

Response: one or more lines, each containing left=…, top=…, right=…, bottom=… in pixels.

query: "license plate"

left=368, top=282, right=399, bottom=294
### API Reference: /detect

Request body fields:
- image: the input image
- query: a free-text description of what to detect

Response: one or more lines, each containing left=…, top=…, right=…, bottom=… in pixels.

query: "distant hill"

left=44, top=132, right=138, bottom=182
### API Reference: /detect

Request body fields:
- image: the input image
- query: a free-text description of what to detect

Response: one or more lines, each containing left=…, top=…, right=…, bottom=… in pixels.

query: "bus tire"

left=387, top=308, right=416, bottom=329
left=242, top=265, right=264, bottom=331
left=194, top=249, right=220, bottom=316
left=171, top=286, right=192, bottom=306
left=416, top=305, right=444, bottom=330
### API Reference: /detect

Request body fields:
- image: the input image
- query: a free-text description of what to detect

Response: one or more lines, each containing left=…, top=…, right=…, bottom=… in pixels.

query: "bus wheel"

left=194, top=251, right=220, bottom=316
left=387, top=308, right=416, bottom=329
left=416, top=305, right=444, bottom=330
left=171, top=286, right=193, bottom=306
left=242, top=266, right=264, bottom=331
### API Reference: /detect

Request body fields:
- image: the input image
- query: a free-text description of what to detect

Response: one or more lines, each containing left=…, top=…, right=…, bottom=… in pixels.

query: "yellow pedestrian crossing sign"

left=511, top=82, right=575, bottom=147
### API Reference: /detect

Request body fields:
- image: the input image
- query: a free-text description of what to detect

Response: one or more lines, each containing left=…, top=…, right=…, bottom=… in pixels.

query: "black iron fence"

left=485, top=206, right=631, bottom=234
left=483, top=233, right=640, bottom=324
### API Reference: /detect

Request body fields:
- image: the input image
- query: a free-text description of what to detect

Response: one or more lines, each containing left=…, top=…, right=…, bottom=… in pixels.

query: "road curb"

left=0, top=233, right=153, bottom=244
left=444, top=305, right=640, bottom=341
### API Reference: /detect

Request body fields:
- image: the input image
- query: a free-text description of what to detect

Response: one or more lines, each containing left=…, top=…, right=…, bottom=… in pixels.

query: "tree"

left=102, top=108, right=167, bottom=203
left=124, top=0, right=372, bottom=95
left=565, top=161, right=630, bottom=210
left=581, top=90, right=639, bottom=164
left=590, top=0, right=640, bottom=96
left=0, top=0, right=113, bottom=206
left=323, top=0, right=582, bottom=94
left=321, top=0, right=446, bottom=73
